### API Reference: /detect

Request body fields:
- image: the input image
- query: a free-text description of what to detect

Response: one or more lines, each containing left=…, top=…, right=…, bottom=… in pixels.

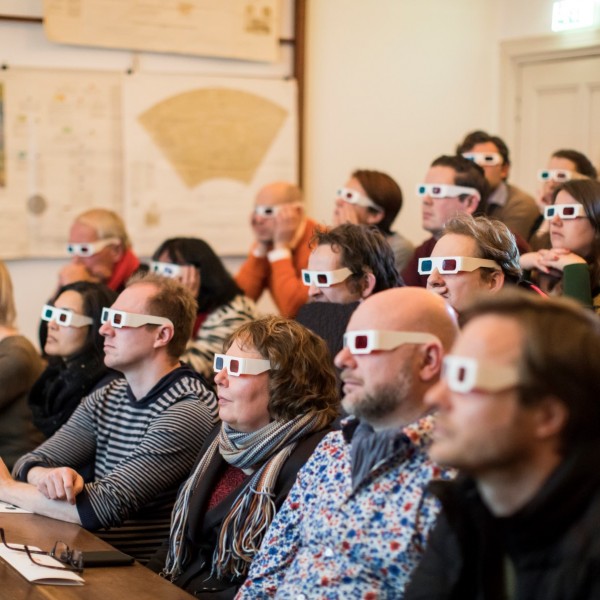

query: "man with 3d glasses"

left=402, top=155, right=488, bottom=287
left=235, top=181, right=318, bottom=318
left=60, top=208, right=141, bottom=293
left=405, top=290, right=600, bottom=600
left=457, top=130, right=539, bottom=241
left=238, top=287, right=458, bottom=599
left=1, top=273, right=218, bottom=563
left=296, top=223, right=404, bottom=358
left=421, top=213, right=538, bottom=319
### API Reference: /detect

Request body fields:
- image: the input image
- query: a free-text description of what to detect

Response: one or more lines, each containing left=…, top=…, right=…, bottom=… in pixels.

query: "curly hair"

left=223, top=316, right=339, bottom=424
left=127, top=272, right=197, bottom=359
left=442, top=214, right=522, bottom=284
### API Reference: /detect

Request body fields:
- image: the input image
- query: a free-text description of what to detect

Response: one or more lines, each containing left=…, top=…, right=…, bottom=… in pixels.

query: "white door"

left=512, top=53, right=600, bottom=198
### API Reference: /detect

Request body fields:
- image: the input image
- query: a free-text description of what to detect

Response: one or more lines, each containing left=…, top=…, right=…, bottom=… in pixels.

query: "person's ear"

left=360, top=272, right=377, bottom=299
left=153, top=324, right=174, bottom=349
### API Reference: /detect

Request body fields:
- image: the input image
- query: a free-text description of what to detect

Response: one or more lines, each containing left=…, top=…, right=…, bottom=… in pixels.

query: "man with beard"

left=237, top=287, right=459, bottom=599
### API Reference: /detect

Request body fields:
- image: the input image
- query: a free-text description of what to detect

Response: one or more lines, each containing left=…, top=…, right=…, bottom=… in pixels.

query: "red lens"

left=354, top=335, right=369, bottom=350
left=441, top=259, right=457, bottom=272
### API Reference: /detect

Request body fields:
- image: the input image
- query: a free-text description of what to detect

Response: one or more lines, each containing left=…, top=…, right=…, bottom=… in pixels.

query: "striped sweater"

left=13, top=364, right=219, bottom=562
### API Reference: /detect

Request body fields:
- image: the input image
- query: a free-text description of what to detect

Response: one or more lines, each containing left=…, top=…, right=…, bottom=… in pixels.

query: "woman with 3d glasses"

left=332, top=169, right=414, bottom=272
left=29, top=281, right=118, bottom=439
left=147, top=316, right=339, bottom=598
left=519, top=179, right=600, bottom=313
left=0, top=261, right=45, bottom=469
left=150, top=237, right=258, bottom=382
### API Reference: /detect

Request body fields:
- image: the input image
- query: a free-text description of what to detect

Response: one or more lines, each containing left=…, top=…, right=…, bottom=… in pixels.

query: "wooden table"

left=0, top=512, right=194, bottom=599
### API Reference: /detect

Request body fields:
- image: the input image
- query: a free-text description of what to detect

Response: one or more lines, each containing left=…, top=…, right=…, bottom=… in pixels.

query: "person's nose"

left=427, top=268, right=445, bottom=288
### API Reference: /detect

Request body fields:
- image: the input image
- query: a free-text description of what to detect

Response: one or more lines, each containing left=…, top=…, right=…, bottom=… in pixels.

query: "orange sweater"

left=235, top=218, right=317, bottom=318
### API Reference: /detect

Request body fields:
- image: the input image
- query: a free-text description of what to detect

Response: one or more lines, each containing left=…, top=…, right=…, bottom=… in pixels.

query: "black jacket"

left=147, top=424, right=331, bottom=599
left=405, top=441, right=600, bottom=600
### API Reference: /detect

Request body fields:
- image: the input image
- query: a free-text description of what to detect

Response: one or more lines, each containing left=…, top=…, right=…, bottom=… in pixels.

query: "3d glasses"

left=66, top=237, right=120, bottom=257
left=462, top=152, right=503, bottom=166
left=336, top=188, right=382, bottom=212
left=544, top=203, right=586, bottom=220
left=343, top=330, right=440, bottom=355
left=442, top=355, right=520, bottom=394
left=149, top=261, right=183, bottom=277
left=418, top=256, right=501, bottom=275
left=537, top=169, right=574, bottom=183
left=101, top=308, right=173, bottom=329
left=416, top=184, right=480, bottom=199
left=253, top=205, right=280, bottom=217
left=41, top=305, right=93, bottom=328
left=213, top=354, right=271, bottom=376
left=301, top=267, right=353, bottom=287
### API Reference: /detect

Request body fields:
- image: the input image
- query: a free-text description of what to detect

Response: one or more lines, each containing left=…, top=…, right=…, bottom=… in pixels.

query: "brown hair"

left=127, top=272, right=197, bottom=359
left=462, top=289, right=600, bottom=451
left=224, top=316, right=339, bottom=423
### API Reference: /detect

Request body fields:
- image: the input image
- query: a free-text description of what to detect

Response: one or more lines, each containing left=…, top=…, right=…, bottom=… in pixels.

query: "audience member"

left=3, top=273, right=218, bottom=562
left=59, top=208, right=141, bottom=292
left=0, top=261, right=44, bottom=470
left=423, top=214, right=523, bottom=317
left=406, top=291, right=600, bottom=600
left=457, top=130, right=540, bottom=240
left=148, top=316, right=339, bottom=598
left=29, top=281, right=118, bottom=439
left=333, top=169, right=414, bottom=271
left=520, top=179, right=600, bottom=313
left=297, top=223, right=403, bottom=358
left=530, top=148, right=597, bottom=249
left=235, top=182, right=317, bottom=318
left=238, top=287, right=458, bottom=598
left=402, top=155, right=487, bottom=287
left=151, top=237, right=258, bottom=382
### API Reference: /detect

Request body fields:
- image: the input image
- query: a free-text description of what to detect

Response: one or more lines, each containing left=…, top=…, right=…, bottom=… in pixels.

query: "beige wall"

left=1, top=0, right=574, bottom=345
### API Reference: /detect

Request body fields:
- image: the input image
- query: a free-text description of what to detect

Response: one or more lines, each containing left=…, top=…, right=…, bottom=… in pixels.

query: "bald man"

left=235, top=182, right=318, bottom=318
left=238, top=288, right=459, bottom=599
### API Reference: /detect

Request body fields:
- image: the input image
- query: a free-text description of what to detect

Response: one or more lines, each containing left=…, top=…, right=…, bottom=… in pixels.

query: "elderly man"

left=406, top=291, right=600, bottom=599
left=60, top=208, right=140, bottom=292
left=238, top=287, right=458, bottom=599
left=235, top=181, right=318, bottom=318
left=402, top=155, right=488, bottom=287
left=2, top=273, right=218, bottom=562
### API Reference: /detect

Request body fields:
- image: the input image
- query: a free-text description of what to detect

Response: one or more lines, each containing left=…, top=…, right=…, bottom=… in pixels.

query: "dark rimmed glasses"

left=0, top=528, right=83, bottom=573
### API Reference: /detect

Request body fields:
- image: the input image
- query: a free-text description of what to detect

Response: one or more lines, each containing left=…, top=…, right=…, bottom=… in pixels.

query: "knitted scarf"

left=163, top=411, right=328, bottom=581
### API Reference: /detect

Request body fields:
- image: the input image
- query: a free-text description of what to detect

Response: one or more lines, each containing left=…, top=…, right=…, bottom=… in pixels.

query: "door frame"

left=500, top=28, right=600, bottom=158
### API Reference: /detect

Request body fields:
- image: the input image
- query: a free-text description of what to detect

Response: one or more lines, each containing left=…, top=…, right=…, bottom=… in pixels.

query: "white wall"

left=0, top=0, right=575, bottom=346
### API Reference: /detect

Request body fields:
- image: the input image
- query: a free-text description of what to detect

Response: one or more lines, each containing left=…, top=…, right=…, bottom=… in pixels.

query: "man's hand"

left=58, top=262, right=98, bottom=287
left=273, top=204, right=302, bottom=248
left=35, top=467, right=84, bottom=505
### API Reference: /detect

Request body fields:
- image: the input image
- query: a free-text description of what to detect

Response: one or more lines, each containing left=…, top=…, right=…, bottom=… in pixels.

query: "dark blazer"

left=147, top=424, right=331, bottom=599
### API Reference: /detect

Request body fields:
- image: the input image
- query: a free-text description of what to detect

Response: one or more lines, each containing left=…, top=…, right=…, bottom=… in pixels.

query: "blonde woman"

left=0, top=261, right=45, bottom=468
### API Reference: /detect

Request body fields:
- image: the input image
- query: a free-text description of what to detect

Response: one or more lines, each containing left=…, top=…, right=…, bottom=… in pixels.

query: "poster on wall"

left=42, top=0, right=281, bottom=63
left=0, top=67, right=123, bottom=258
left=123, top=72, right=297, bottom=256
